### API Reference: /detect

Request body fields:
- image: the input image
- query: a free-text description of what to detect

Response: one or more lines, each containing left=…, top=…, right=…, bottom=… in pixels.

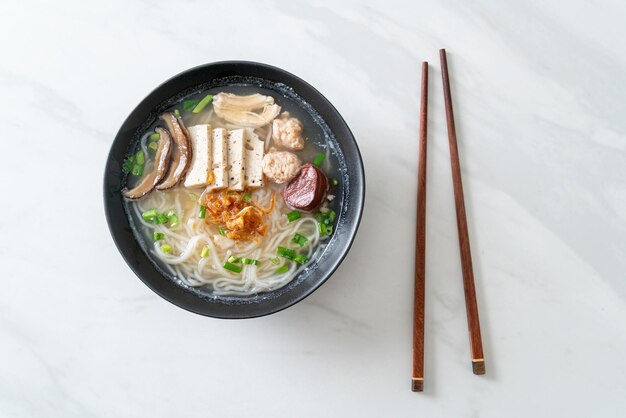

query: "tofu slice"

left=244, top=128, right=264, bottom=188
left=184, top=124, right=212, bottom=188
left=227, top=129, right=246, bottom=191
left=206, top=128, right=228, bottom=191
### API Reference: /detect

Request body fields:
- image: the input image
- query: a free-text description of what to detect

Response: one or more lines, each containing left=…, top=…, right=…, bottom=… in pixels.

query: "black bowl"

left=103, top=61, right=365, bottom=318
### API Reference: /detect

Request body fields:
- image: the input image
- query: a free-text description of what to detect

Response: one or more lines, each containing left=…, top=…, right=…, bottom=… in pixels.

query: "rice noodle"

left=130, top=185, right=324, bottom=296
left=126, top=91, right=333, bottom=296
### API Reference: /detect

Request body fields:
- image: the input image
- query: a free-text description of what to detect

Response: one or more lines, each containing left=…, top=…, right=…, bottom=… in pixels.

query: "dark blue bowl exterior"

left=104, top=61, right=365, bottom=318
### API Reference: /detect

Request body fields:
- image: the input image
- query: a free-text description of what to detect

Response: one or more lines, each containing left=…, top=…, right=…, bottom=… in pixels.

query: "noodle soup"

left=122, top=86, right=340, bottom=296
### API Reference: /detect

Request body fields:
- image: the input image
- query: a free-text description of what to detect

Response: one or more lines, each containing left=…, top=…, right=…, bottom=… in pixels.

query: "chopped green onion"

left=149, top=132, right=160, bottom=141
left=153, top=231, right=164, bottom=241
left=122, top=155, right=135, bottom=174
left=313, top=153, right=325, bottom=167
left=156, top=213, right=169, bottom=224
left=276, top=265, right=289, bottom=274
left=188, top=192, right=199, bottom=202
left=331, top=178, right=338, bottom=186
left=142, top=209, right=158, bottom=221
left=315, top=210, right=336, bottom=237
left=277, top=246, right=296, bottom=260
left=223, top=262, right=242, bottom=273
left=161, top=244, right=172, bottom=253
left=270, top=257, right=280, bottom=265
left=174, top=109, right=180, bottom=116
left=135, top=150, right=145, bottom=165
left=198, top=205, right=206, bottom=218
left=183, top=99, right=200, bottom=112
left=131, top=163, right=144, bottom=176
left=241, top=258, right=260, bottom=266
left=292, top=233, right=308, bottom=247
left=192, top=94, right=213, bottom=113
left=200, top=245, right=210, bottom=258
left=243, top=193, right=252, bottom=203
left=228, top=255, right=241, bottom=264
left=287, top=210, right=301, bottom=222
left=148, top=141, right=158, bottom=152
left=165, top=211, right=178, bottom=227
left=294, top=254, right=308, bottom=265
left=218, top=227, right=227, bottom=236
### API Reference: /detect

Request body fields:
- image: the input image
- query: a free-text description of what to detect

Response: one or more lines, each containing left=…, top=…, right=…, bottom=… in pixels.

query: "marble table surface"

left=2, top=0, right=625, bottom=416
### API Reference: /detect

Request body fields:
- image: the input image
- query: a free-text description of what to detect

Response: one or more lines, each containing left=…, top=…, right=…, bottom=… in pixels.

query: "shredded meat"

left=200, top=190, right=274, bottom=241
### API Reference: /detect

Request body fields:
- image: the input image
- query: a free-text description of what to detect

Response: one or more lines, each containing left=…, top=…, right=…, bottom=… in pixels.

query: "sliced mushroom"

left=213, top=93, right=281, bottom=128
left=122, top=127, right=172, bottom=199
left=156, top=112, right=192, bottom=190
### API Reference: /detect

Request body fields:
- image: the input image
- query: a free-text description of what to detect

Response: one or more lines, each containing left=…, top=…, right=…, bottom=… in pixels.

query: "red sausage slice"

left=281, top=163, right=329, bottom=212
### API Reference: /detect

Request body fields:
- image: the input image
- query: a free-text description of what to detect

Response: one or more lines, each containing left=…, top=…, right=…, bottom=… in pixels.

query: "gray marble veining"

left=1, top=0, right=625, bottom=416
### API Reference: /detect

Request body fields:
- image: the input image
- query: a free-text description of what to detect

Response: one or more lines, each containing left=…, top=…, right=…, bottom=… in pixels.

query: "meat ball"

left=272, top=113, right=304, bottom=150
left=262, top=151, right=302, bottom=184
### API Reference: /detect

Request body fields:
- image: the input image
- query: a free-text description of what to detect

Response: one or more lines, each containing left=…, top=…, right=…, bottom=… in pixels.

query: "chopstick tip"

left=472, top=359, right=486, bottom=375
left=411, top=378, right=424, bottom=392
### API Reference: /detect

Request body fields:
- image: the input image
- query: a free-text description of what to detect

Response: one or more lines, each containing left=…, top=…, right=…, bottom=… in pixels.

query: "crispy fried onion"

left=200, top=189, right=275, bottom=241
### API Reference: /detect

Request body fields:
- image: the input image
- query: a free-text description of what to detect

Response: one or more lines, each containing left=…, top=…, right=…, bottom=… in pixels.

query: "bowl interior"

left=104, top=62, right=364, bottom=318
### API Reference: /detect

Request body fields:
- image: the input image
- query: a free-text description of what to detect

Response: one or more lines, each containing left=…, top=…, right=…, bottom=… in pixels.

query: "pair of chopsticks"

left=411, top=49, right=485, bottom=393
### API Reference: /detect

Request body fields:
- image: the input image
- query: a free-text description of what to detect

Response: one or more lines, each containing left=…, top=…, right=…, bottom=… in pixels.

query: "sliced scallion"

left=149, top=132, right=160, bottom=141
left=241, top=258, right=260, bottom=266
left=142, top=209, right=158, bottom=221
left=294, top=254, right=308, bottom=265
left=148, top=141, right=158, bottom=152
left=183, top=99, right=200, bottom=112
left=166, top=211, right=178, bottom=227
left=161, top=244, right=172, bottom=253
left=174, top=109, right=180, bottom=116
left=292, top=233, right=308, bottom=247
left=228, top=255, right=241, bottom=264
left=153, top=231, right=164, bottom=241
left=192, top=94, right=213, bottom=113
left=223, top=262, right=242, bottom=273
left=276, top=265, right=289, bottom=274
left=277, top=246, right=296, bottom=260
left=286, top=210, right=301, bottom=222
left=131, top=164, right=143, bottom=177
left=243, top=193, right=251, bottom=203
left=313, top=153, right=325, bottom=167
left=198, top=205, right=206, bottom=219
left=122, top=155, right=135, bottom=174
left=135, top=150, right=145, bottom=165
left=156, top=213, right=169, bottom=224
left=270, top=257, right=280, bottom=265
left=218, top=227, right=227, bottom=236
left=200, top=245, right=210, bottom=258
left=331, top=178, right=338, bottom=186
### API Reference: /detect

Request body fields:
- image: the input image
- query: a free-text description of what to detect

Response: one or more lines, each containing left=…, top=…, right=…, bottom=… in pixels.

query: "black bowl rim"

left=103, top=61, right=365, bottom=319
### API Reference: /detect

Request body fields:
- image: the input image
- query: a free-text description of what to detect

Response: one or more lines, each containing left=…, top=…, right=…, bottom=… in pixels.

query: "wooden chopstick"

left=439, top=49, right=486, bottom=375
left=412, top=61, right=428, bottom=392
